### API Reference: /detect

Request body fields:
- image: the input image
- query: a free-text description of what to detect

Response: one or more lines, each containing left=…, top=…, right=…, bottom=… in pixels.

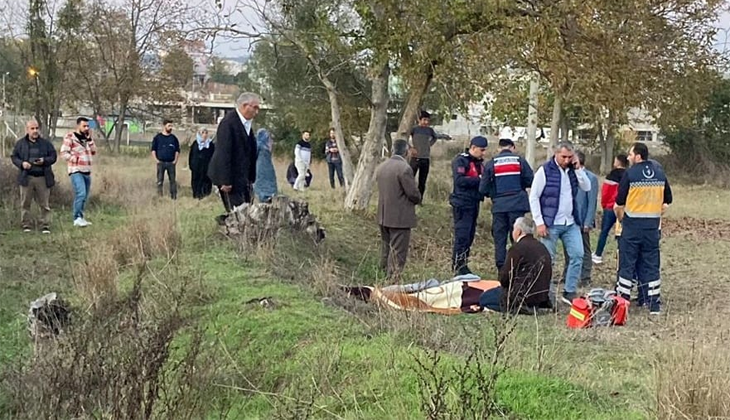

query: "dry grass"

left=655, top=339, right=730, bottom=419
left=3, top=147, right=730, bottom=418
left=0, top=152, right=224, bottom=419
left=280, top=153, right=730, bottom=417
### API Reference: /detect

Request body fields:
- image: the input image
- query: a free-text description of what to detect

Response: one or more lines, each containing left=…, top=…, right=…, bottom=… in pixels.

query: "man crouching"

left=480, top=216, right=553, bottom=313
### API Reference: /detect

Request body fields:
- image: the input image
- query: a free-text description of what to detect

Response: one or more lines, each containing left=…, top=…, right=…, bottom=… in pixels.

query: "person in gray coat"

left=376, top=139, right=422, bottom=279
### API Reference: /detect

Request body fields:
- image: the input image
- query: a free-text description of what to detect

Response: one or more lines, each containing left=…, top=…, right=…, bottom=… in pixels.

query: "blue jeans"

left=70, top=172, right=91, bottom=220
left=595, top=210, right=617, bottom=257
left=540, top=223, right=584, bottom=294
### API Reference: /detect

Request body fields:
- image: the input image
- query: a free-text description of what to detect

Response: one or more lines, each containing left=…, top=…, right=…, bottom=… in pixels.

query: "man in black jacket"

left=11, top=120, right=58, bottom=233
left=479, top=216, right=552, bottom=313
left=208, top=92, right=261, bottom=223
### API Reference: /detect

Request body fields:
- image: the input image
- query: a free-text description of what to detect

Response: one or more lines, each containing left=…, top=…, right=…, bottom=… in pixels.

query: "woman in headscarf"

left=254, top=128, right=278, bottom=203
left=189, top=128, right=215, bottom=199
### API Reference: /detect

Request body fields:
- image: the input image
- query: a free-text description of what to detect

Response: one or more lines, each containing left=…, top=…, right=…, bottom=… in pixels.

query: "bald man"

left=11, top=120, right=58, bottom=233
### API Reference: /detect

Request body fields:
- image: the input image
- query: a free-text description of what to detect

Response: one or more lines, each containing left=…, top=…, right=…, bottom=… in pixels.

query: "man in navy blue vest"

left=561, top=150, right=599, bottom=286
left=614, top=142, right=672, bottom=315
left=450, top=136, right=488, bottom=275
left=480, top=138, right=534, bottom=272
left=529, top=142, right=592, bottom=304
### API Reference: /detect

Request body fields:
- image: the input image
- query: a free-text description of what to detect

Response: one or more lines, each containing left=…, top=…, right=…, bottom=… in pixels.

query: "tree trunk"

left=93, top=107, right=116, bottom=152
left=114, top=102, right=128, bottom=153
left=598, top=121, right=608, bottom=174
left=599, top=110, right=616, bottom=174
left=396, top=67, right=434, bottom=140
left=525, top=75, right=539, bottom=168
left=344, top=64, right=390, bottom=212
left=49, top=97, right=61, bottom=139
left=549, top=95, right=562, bottom=155
left=560, top=114, right=570, bottom=143
left=323, top=82, right=355, bottom=187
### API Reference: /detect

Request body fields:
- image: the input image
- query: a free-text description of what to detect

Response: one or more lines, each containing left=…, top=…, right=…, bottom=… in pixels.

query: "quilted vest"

left=539, top=159, right=579, bottom=227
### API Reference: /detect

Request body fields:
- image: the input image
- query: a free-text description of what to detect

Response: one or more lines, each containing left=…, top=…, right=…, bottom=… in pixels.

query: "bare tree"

left=68, top=0, right=199, bottom=152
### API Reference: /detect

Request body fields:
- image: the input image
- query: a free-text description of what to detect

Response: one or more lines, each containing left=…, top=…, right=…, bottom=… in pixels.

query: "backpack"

left=567, top=288, right=629, bottom=329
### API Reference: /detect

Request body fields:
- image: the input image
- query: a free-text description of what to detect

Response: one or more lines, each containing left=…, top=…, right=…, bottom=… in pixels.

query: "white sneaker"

left=592, top=253, right=603, bottom=264
left=74, top=218, right=90, bottom=227
left=82, top=218, right=92, bottom=226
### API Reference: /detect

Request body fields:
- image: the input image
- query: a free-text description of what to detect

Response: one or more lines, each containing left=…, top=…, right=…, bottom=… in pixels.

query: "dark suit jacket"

left=11, top=135, right=57, bottom=188
left=376, top=155, right=421, bottom=229
left=208, top=110, right=257, bottom=193
left=499, top=234, right=552, bottom=310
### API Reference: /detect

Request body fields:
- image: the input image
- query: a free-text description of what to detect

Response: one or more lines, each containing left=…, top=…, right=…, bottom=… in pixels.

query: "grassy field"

left=0, top=150, right=728, bottom=419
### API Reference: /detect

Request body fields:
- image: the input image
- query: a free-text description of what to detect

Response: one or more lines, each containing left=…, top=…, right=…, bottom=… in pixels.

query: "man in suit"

left=208, top=92, right=262, bottom=223
left=376, top=139, right=422, bottom=279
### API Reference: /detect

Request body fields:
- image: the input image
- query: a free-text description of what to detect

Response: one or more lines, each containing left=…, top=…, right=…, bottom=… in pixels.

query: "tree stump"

left=222, top=196, right=326, bottom=245
left=28, top=292, right=71, bottom=340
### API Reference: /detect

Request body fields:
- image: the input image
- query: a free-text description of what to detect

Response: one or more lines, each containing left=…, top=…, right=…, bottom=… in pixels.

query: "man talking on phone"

left=528, top=142, right=592, bottom=305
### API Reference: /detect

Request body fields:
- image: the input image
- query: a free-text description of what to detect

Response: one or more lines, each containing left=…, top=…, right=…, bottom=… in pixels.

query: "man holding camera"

left=11, top=120, right=57, bottom=233
left=529, top=142, right=592, bottom=305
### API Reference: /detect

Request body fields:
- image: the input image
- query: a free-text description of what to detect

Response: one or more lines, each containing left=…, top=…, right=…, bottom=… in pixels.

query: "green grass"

left=12, top=156, right=730, bottom=418
left=0, top=177, right=647, bottom=419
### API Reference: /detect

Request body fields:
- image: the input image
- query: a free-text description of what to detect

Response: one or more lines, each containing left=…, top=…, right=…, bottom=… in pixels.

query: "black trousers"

left=492, top=211, right=526, bottom=270
left=191, top=168, right=213, bottom=199
left=218, top=185, right=252, bottom=212
left=410, top=158, right=430, bottom=198
left=156, top=162, right=177, bottom=199
left=452, top=204, right=480, bottom=272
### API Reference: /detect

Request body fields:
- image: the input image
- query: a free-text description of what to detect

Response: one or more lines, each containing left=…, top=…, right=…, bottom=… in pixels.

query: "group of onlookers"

left=374, top=111, right=672, bottom=314
left=10, top=97, right=672, bottom=314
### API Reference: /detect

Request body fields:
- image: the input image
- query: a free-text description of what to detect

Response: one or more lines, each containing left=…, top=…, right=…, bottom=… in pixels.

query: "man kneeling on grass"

left=479, top=216, right=553, bottom=314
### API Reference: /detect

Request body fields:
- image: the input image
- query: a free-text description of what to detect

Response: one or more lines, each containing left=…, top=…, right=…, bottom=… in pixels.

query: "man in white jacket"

left=294, top=130, right=312, bottom=191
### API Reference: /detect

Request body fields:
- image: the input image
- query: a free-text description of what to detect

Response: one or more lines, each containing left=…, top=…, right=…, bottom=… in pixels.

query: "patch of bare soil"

left=662, top=217, right=730, bottom=241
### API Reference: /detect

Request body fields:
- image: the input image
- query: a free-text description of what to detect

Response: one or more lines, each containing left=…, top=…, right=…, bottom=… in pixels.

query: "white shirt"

left=529, top=160, right=591, bottom=227
left=236, top=108, right=252, bottom=135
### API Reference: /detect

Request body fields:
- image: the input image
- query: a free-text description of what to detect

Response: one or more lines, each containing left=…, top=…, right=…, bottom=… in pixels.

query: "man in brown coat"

left=376, top=139, right=422, bottom=279
left=480, top=215, right=553, bottom=313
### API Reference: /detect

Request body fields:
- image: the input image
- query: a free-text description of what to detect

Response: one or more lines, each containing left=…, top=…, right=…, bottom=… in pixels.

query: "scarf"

left=196, top=133, right=211, bottom=150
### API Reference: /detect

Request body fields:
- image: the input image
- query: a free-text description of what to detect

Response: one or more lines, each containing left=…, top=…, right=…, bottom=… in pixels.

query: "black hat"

left=498, top=138, right=515, bottom=148
left=470, top=136, right=488, bottom=148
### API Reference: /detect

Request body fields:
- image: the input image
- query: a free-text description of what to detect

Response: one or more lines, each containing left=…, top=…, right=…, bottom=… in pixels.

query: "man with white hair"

left=479, top=216, right=553, bottom=313
left=208, top=92, right=262, bottom=223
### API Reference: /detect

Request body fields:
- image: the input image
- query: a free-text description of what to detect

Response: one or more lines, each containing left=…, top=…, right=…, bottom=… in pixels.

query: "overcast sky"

left=212, top=4, right=730, bottom=58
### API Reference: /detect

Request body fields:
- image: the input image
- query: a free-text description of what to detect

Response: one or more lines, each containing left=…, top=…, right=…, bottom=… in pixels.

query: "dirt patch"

left=662, top=217, right=730, bottom=241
